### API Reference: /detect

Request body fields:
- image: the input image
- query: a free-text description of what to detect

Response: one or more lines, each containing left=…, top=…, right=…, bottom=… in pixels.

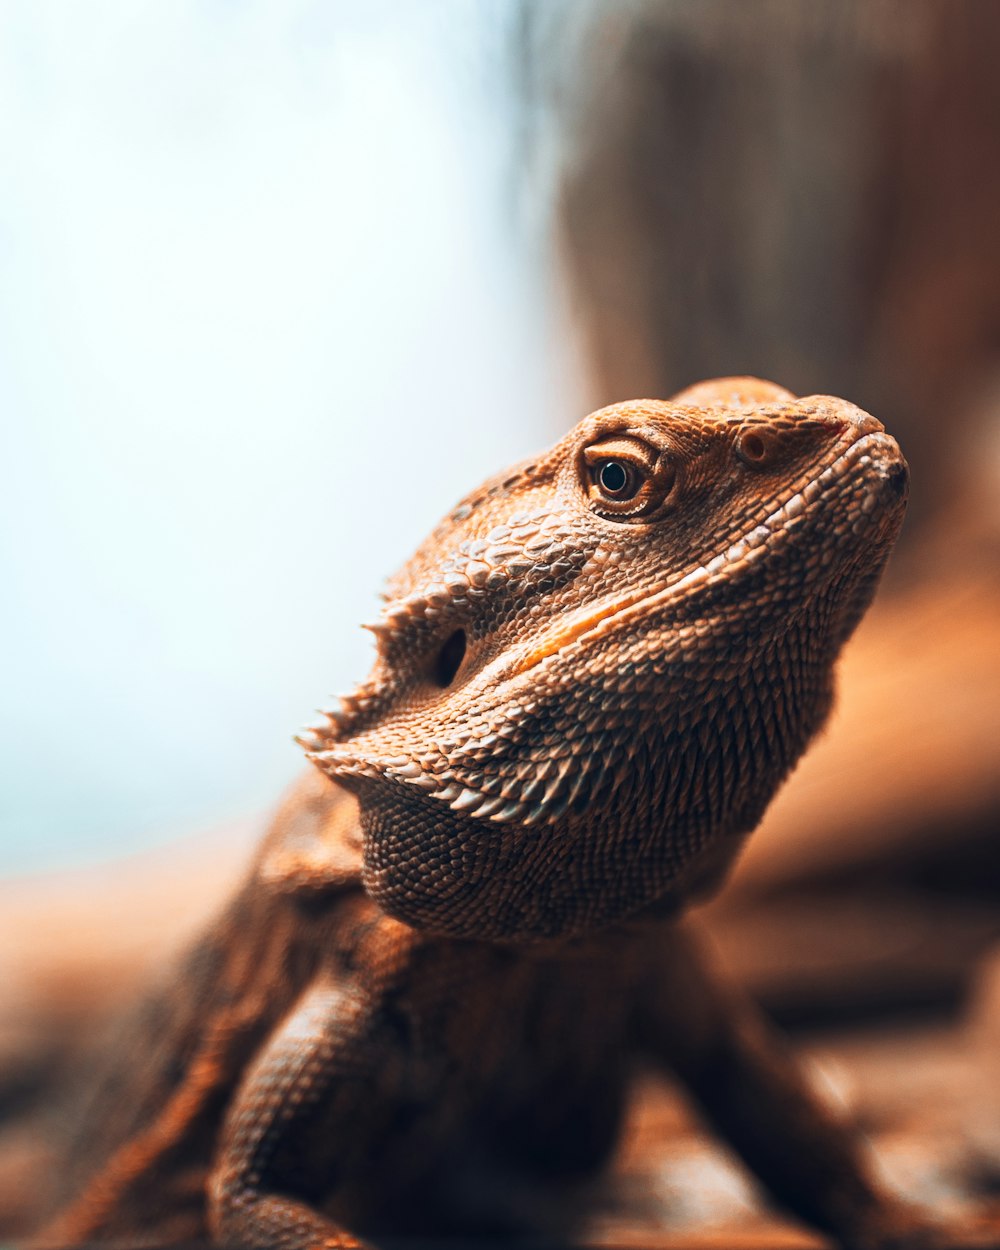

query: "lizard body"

left=38, top=379, right=930, bottom=1248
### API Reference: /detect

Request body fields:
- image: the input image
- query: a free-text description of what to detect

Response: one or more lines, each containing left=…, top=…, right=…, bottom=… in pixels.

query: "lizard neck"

left=357, top=613, right=836, bottom=946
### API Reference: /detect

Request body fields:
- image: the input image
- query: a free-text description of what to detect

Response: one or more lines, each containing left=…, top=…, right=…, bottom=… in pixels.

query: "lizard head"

left=301, top=378, right=908, bottom=941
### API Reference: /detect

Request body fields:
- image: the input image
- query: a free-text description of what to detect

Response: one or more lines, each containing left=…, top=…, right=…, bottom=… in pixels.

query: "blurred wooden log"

left=718, top=568, right=1000, bottom=901
left=0, top=822, right=250, bottom=1113
left=699, top=533, right=1000, bottom=1024
left=524, top=0, right=1000, bottom=539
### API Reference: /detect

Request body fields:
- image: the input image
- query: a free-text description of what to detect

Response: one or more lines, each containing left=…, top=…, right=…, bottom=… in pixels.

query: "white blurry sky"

left=0, top=1, right=583, bottom=873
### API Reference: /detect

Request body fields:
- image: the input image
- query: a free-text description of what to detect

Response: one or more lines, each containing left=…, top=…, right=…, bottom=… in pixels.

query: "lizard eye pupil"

left=598, top=461, right=630, bottom=495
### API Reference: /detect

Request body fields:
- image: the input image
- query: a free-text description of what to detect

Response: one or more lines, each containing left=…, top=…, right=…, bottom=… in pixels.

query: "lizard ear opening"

left=431, top=628, right=467, bottom=688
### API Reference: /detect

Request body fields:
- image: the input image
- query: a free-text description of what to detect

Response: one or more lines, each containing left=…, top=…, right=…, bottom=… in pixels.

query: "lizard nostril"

left=736, top=431, right=769, bottom=466
left=431, top=629, right=467, bottom=688
left=885, top=460, right=909, bottom=498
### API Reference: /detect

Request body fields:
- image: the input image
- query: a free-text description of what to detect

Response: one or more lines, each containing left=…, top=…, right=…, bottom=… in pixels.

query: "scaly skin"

left=37, top=379, right=939, bottom=1249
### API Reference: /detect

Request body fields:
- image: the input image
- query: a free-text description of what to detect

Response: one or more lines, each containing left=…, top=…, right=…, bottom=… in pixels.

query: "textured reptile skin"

left=38, top=380, right=942, bottom=1250
left=308, top=385, right=903, bottom=941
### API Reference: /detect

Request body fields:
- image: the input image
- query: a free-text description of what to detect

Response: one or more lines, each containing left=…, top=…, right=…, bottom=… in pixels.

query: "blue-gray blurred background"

left=0, top=2, right=581, bottom=873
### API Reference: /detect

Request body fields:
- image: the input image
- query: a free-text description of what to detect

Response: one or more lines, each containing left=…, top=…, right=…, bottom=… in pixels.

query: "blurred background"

left=0, top=0, right=579, bottom=875
left=3, top=0, right=1000, bottom=1243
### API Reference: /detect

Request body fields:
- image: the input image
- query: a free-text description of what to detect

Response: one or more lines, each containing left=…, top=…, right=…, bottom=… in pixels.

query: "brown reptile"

left=34, top=378, right=944, bottom=1249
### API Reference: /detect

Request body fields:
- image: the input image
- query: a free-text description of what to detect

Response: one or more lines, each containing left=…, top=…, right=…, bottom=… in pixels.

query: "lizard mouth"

left=499, top=430, right=904, bottom=681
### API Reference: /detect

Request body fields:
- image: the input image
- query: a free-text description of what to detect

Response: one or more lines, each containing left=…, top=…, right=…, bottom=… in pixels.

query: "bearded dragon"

left=36, top=378, right=937, bottom=1249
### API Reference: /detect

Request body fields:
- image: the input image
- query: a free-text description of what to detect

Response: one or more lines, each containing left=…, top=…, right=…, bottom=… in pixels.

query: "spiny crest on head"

left=295, top=683, right=381, bottom=753
left=378, top=453, right=557, bottom=606
left=360, top=595, right=433, bottom=643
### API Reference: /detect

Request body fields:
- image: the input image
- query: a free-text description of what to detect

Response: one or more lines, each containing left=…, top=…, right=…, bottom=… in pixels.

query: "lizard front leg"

left=208, top=976, right=382, bottom=1250
left=634, top=921, right=945, bottom=1250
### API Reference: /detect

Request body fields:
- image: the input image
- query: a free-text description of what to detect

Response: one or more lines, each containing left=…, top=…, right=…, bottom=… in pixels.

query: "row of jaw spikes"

left=295, top=579, right=461, bottom=750
left=295, top=683, right=383, bottom=751
left=301, top=741, right=626, bottom=827
left=294, top=580, right=467, bottom=750
left=295, top=560, right=487, bottom=750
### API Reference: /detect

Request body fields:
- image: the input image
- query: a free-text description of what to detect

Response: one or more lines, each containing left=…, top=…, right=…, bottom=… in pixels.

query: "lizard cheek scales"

left=305, top=388, right=908, bottom=942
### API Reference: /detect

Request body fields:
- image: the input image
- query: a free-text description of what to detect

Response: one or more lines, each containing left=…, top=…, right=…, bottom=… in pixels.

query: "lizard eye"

left=581, top=436, right=674, bottom=519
